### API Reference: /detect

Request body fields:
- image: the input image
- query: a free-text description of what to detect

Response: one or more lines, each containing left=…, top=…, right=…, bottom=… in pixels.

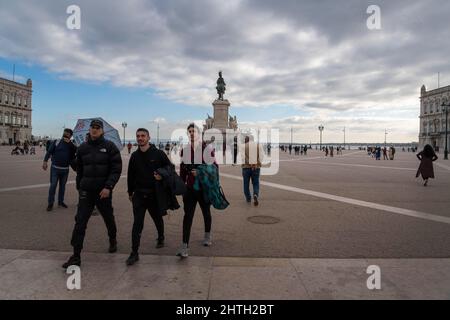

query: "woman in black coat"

left=416, top=144, right=438, bottom=186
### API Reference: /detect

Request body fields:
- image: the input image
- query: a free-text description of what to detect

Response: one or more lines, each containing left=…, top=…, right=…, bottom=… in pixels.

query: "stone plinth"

left=212, top=99, right=230, bottom=131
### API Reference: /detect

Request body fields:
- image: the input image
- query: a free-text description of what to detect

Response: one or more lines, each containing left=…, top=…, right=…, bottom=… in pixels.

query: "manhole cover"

left=247, top=215, right=281, bottom=224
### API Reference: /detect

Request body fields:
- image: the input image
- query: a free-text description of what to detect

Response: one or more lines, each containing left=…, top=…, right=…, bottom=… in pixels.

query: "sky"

left=1, top=0, right=449, bottom=144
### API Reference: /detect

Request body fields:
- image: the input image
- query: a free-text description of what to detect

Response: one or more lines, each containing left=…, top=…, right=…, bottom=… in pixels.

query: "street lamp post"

left=157, top=122, right=160, bottom=146
left=121, top=122, right=127, bottom=146
left=343, top=126, right=346, bottom=151
left=318, top=125, right=324, bottom=150
left=442, top=102, right=449, bottom=160
left=384, top=129, right=388, bottom=148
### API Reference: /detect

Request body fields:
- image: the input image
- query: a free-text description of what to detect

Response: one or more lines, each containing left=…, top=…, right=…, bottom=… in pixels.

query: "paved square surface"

left=1, top=146, right=449, bottom=259
left=1, top=145, right=450, bottom=299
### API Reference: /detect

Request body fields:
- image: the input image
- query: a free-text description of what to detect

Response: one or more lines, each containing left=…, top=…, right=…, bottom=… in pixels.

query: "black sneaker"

left=156, top=238, right=165, bottom=249
left=58, top=202, right=68, bottom=208
left=47, top=204, right=53, bottom=212
left=62, top=255, right=81, bottom=269
left=126, top=252, right=139, bottom=266
left=108, top=239, right=117, bottom=253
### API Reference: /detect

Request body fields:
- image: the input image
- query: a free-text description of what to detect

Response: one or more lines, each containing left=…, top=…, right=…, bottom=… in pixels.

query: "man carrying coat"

left=62, top=119, right=122, bottom=269
left=126, top=128, right=179, bottom=266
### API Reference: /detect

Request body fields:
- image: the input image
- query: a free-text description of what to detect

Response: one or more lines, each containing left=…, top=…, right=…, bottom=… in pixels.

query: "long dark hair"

left=423, top=144, right=435, bottom=158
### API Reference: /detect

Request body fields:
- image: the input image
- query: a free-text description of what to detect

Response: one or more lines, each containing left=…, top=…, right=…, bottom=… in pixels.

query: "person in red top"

left=177, top=123, right=217, bottom=258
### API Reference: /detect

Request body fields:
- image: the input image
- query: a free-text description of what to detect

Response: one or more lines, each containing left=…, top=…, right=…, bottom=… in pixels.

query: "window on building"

left=5, top=94, right=8, bottom=104
left=0, top=113, right=3, bottom=124
left=11, top=94, right=15, bottom=105
left=12, top=114, right=16, bottom=125
left=18, top=97, right=21, bottom=106
left=24, top=116, right=28, bottom=126
left=24, top=96, right=28, bottom=107
left=17, top=116, right=21, bottom=126
left=5, top=114, right=9, bottom=124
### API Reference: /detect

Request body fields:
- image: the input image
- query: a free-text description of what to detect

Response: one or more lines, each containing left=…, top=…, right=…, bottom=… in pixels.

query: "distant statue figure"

left=216, top=71, right=226, bottom=100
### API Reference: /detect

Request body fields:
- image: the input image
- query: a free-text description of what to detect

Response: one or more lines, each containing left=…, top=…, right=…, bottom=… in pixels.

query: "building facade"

left=0, top=77, right=33, bottom=145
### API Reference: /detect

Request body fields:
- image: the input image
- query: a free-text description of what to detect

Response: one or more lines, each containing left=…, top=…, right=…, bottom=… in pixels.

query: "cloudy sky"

left=1, top=0, right=449, bottom=143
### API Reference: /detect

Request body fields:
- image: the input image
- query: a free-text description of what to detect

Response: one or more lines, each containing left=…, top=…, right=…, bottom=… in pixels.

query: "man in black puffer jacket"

left=63, top=119, right=122, bottom=269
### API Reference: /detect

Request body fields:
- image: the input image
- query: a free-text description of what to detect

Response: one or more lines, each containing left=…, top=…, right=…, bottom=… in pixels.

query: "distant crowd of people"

left=367, top=146, right=396, bottom=161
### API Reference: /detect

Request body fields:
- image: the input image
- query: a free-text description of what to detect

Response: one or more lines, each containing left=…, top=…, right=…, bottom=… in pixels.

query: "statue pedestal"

left=212, top=99, right=230, bottom=131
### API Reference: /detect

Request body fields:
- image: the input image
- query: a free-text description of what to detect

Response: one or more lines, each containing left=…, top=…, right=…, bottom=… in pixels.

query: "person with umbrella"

left=62, top=119, right=122, bottom=269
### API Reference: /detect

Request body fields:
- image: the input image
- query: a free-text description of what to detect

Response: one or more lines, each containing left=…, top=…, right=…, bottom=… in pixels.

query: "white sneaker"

left=202, top=232, right=212, bottom=247
left=176, top=243, right=189, bottom=258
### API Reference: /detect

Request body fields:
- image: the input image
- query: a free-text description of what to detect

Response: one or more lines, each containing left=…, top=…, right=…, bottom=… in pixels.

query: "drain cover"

left=247, top=215, right=281, bottom=224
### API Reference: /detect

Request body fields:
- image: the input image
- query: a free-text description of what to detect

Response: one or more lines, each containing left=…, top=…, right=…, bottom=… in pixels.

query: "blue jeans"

left=48, top=166, right=69, bottom=205
left=242, top=168, right=260, bottom=201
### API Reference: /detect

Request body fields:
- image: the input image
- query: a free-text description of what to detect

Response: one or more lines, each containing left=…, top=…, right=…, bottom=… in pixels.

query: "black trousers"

left=71, top=190, right=117, bottom=256
left=182, top=188, right=211, bottom=244
left=131, top=192, right=164, bottom=252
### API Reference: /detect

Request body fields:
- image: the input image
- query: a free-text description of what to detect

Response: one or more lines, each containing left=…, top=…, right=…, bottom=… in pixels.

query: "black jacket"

left=127, top=144, right=172, bottom=195
left=128, top=145, right=181, bottom=216
left=156, top=164, right=186, bottom=196
left=76, top=136, right=122, bottom=192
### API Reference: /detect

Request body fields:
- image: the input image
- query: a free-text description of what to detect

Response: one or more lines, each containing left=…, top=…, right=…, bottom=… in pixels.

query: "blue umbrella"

left=73, top=117, right=123, bottom=150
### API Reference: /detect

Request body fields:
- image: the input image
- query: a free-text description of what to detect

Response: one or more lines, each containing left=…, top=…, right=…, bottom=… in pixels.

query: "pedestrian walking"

left=375, top=147, right=381, bottom=160
left=62, top=120, right=122, bottom=269
left=126, top=128, right=182, bottom=266
left=383, top=147, right=388, bottom=160
left=240, top=135, right=264, bottom=206
left=389, top=146, right=396, bottom=160
left=42, top=129, right=77, bottom=211
left=127, top=142, right=132, bottom=154
left=176, top=123, right=217, bottom=258
left=416, top=144, right=438, bottom=187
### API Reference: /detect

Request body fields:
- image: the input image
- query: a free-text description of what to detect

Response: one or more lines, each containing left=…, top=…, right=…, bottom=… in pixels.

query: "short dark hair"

left=136, top=128, right=149, bottom=136
left=64, top=128, right=73, bottom=136
left=187, top=123, right=200, bottom=133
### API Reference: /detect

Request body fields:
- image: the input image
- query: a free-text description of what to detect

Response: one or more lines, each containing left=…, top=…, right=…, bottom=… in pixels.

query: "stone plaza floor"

left=0, top=145, right=450, bottom=299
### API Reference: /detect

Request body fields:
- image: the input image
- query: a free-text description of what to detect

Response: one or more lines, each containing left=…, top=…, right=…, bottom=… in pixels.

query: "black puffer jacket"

left=76, top=136, right=122, bottom=192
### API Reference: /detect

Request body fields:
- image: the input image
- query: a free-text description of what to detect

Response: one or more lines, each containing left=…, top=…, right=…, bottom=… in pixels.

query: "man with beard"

left=126, top=128, right=172, bottom=266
